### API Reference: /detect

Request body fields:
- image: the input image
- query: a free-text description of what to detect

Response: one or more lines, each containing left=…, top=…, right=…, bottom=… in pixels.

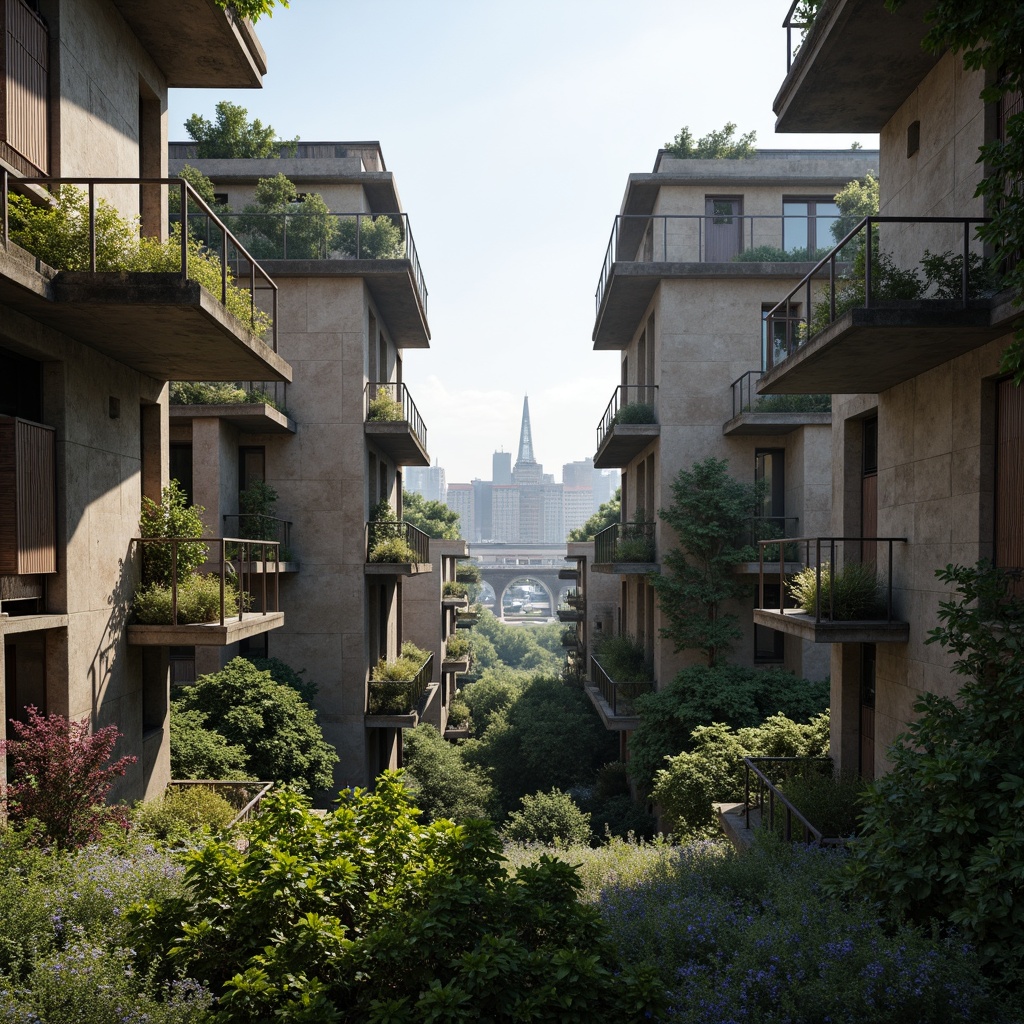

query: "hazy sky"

left=167, top=0, right=875, bottom=483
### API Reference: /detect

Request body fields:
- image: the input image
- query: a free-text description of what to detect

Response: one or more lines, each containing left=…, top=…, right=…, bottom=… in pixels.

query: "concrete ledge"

left=442, top=596, right=470, bottom=609
left=364, top=711, right=418, bottom=729
left=171, top=403, right=295, bottom=434
left=753, top=608, right=909, bottom=644
left=365, top=421, right=430, bottom=466
left=364, top=562, right=432, bottom=576
left=594, top=424, right=660, bottom=469
left=723, top=411, right=831, bottom=436
left=591, top=561, right=660, bottom=575
left=127, top=611, right=284, bottom=646
left=716, top=802, right=757, bottom=852
left=583, top=683, right=640, bottom=732
left=0, top=613, right=69, bottom=635
left=441, top=657, right=470, bottom=673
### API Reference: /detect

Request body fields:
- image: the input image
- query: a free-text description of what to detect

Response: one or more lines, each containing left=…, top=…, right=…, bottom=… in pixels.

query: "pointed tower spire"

left=516, top=395, right=536, bottom=465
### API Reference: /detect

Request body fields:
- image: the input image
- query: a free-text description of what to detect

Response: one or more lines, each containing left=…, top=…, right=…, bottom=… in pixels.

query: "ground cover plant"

left=788, top=559, right=885, bottom=620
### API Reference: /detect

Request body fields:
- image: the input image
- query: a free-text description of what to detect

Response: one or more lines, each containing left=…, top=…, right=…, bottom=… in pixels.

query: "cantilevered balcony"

left=723, top=371, right=829, bottom=436
left=584, top=655, right=654, bottom=730
left=753, top=536, right=909, bottom=643
left=594, top=385, right=659, bottom=467
left=212, top=210, right=429, bottom=348
left=775, top=0, right=940, bottom=132
left=221, top=514, right=298, bottom=573
left=366, top=653, right=434, bottom=726
left=127, top=537, right=284, bottom=646
left=364, top=520, right=432, bottom=576
left=592, top=521, right=658, bottom=574
left=169, top=380, right=294, bottom=434
left=758, top=217, right=1009, bottom=396
left=364, top=381, right=430, bottom=466
left=594, top=213, right=832, bottom=348
left=1, top=176, right=290, bottom=383
left=734, top=517, right=803, bottom=576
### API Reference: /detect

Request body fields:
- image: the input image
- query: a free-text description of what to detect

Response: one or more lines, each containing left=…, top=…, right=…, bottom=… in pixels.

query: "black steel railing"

left=730, top=370, right=830, bottom=418
left=222, top=514, right=292, bottom=556
left=757, top=536, right=907, bottom=623
left=178, top=209, right=427, bottom=316
left=133, top=536, right=281, bottom=626
left=763, top=216, right=993, bottom=373
left=365, top=519, right=431, bottom=564
left=2, top=173, right=279, bottom=350
left=561, top=627, right=582, bottom=648
left=596, top=384, right=658, bottom=451
left=744, top=757, right=845, bottom=845
left=594, top=521, right=657, bottom=565
left=596, top=213, right=841, bottom=314
left=364, top=381, right=428, bottom=451
left=746, top=517, right=801, bottom=561
left=783, top=0, right=817, bottom=73
left=367, top=653, right=434, bottom=715
left=589, top=655, right=654, bottom=715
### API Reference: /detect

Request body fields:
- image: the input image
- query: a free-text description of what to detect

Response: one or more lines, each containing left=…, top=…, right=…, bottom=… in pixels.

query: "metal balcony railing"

left=222, top=514, right=292, bottom=556
left=133, top=537, right=282, bottom=626
left=179, top=210, right=427, bottom=316
left=167, top=780, right=274, bottom=828
left=763, top=216, right=993, bottom=373
left=743, top=757, right=846, bottom=845
left=596, top=213, right=842, bottom=314
left=168, top=379, right=288, bottom=412
left=730, top=370, right=829, bottom=418
left=365, top=519, right=431, bottom=564
left=364, top=381, right=428, bottom=450
left=757, top=536, right=907, bottom=623
left=594, top=521, right=657, bottom=565
left=2, top=173, right=279, bottom=351
left=589, top=655, right=654, bottom=716
left=368, top=653, right=434, bottom=715
left=745, top=517, right=801, bottom=561
left=596, top=384, right=658, bottom=451
left=783, top=0, right=816, bottom=73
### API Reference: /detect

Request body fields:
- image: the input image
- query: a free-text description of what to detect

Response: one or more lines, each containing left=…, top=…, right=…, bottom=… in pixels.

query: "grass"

left=788, top=560, right=886, bottom=620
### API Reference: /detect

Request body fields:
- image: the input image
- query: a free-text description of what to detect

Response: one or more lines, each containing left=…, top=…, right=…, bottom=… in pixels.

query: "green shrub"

left=593, top=632, right=651, bottom=682
left=442, top=579, right=469, bottom=597
left=587, top=794, right=657, bottom=842
left=138, top=480, right=207, bottom=587
left=134, top=573, right=239, bottom=625
left=403, top=724, right=493, bottom=822
left=170, top=380, right=248, bottom=405
left=368, top=535, right=418, bottom=562
left=503, top=788, right=592, bottom=846
left=335, top=213, right=406, bottom=258
left=456, top=561, right=481, bottom=584
left=788, top=559, right=885, bottom=619
left=920, top=248, right=1000, bottom=299
left=235, top=174, right=336, bottom=260
left=367, top=679, right=416, bottom=715
left=172, top=658, right=337, bottom=791
left=447, top=695, right=471, bottom=727
left=776, top=766, right=866, bottom=838
left=753, top=392, right=831, bottom=412
left=444, top=631, right=471, bottom=659
left=651, top=713, right=830, bottom=838
left=366, top=383, right=404, bottom=421
left=614, top=401, right=656, bottom=424
left=732, top=244, right=831, bottom=262
left=131, top=777, right=665, bottom=1021
left=843, top=562, right=1024, bottom=984
left=615, top=527, right=656, bottom=562
left=135, top=786, right=238, bottom=840
left=169, top=706, right=252, bottom=781
left=371, top=654, right=423, bottom=683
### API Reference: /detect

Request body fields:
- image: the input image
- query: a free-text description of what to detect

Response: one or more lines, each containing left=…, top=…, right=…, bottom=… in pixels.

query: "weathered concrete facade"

left=1, top=0, right=282, bottom=802
left=761, top=0, right=1021, bottom=778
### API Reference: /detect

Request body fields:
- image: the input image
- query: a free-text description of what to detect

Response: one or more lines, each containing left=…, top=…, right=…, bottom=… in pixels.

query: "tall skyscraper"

left=405, top=463, right=447, bottom=504
left=492, top=450, right=512, bottom=485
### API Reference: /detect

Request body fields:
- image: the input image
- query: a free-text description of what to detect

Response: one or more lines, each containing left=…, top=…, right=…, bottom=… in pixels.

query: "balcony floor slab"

left=128, top=611, right=284, bottom=646
left=723, top=412, right=830, bottom=436
left=365, top=422, right=430, bottom=466
left=753, top=608, right=909, bottom=644
left=364, top=562, right=432, bottom=576
left=592, top=561, right=660, bottom=575
left=594, top=424, right=660, bottom=468
left=583, top=683, right=640, bottom=731
left=0, top=612, right=69, bottom=635
left=171, top=403, right=295, bottom=434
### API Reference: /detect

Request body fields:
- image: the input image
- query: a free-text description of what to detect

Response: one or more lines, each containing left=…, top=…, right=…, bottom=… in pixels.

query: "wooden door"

left=705, top=197, right=743, bottom=262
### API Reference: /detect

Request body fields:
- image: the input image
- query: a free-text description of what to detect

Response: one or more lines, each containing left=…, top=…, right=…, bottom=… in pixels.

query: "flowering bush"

left=1, top=708, right=135, bottom=849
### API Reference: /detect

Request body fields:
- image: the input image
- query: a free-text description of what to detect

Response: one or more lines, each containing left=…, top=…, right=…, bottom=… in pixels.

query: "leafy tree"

left=842, top=562, right=1024, bottom=983
left=627, top=664, right=830, bottom=788
left=138, top=480, right=207, bottom=587
left=184, top=100, right=293, bottom=159
left=651, top=458, right=763, bottom=666
left=131, top=777, right=665, bottom=1021
left=831, top=171, right=879, bottom=246
left=170, top=707, right=252, bottom=781
left=402, top=489, right=461, bottom=539
left=211, top=0, right=289, bottom=21
left=567, top=487, right=620, bottom=541
left=249, top=656, right=317, bottom=703
left=172, top=657, right=337, bottom=791
left=886, top=0, right=1024, bottom=382
left=664, top=122, right=757, bottom=159
left=237, top=173, right=334, bottom=259
left=503, top=788, right=592, bottom=846
left=0, top=708, right=135, bottom=849
left=402, top=724, right=494, bottom=822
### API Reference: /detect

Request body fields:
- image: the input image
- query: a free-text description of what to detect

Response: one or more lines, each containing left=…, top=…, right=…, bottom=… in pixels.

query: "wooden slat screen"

left=1, top=0, right=48, bottom=175
left=995, top=377, right=1024, bottom=572
left=0, top=414, right=56, bottom=574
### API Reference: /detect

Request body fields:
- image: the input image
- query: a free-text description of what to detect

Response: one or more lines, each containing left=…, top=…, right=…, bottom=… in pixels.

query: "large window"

left=783, top=198, right=840, bottom=256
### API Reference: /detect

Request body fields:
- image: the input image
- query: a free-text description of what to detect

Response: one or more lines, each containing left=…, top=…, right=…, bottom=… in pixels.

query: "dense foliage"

left=211, top=0, right=290, bottom=22
left=651, top=458, right=763, bottom=666
left=627, top=664, right=830, bottom=788
left=843, top=562, right=1024, bottom=984
left=664, top=122, right=757, bottom=159
left=503, top=788, right=593, bottom=846
left=402, top=488, right=462, bottom=539
left=0, top=710, right=135, bottom=849
left=172, top=658, right=337, bottom=791
left=132, top=777, right=665, bottom=1022
left=402, top=724, right=493, bottom=822
left=184, top=100, right=293, bottom=158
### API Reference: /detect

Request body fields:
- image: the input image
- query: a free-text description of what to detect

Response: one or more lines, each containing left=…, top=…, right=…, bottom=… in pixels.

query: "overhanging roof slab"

left=365, top=422, right=430, bottom=466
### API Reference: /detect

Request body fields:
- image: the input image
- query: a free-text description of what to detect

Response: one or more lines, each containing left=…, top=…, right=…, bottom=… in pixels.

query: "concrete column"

left=830, top=643, right=861, bottom=774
